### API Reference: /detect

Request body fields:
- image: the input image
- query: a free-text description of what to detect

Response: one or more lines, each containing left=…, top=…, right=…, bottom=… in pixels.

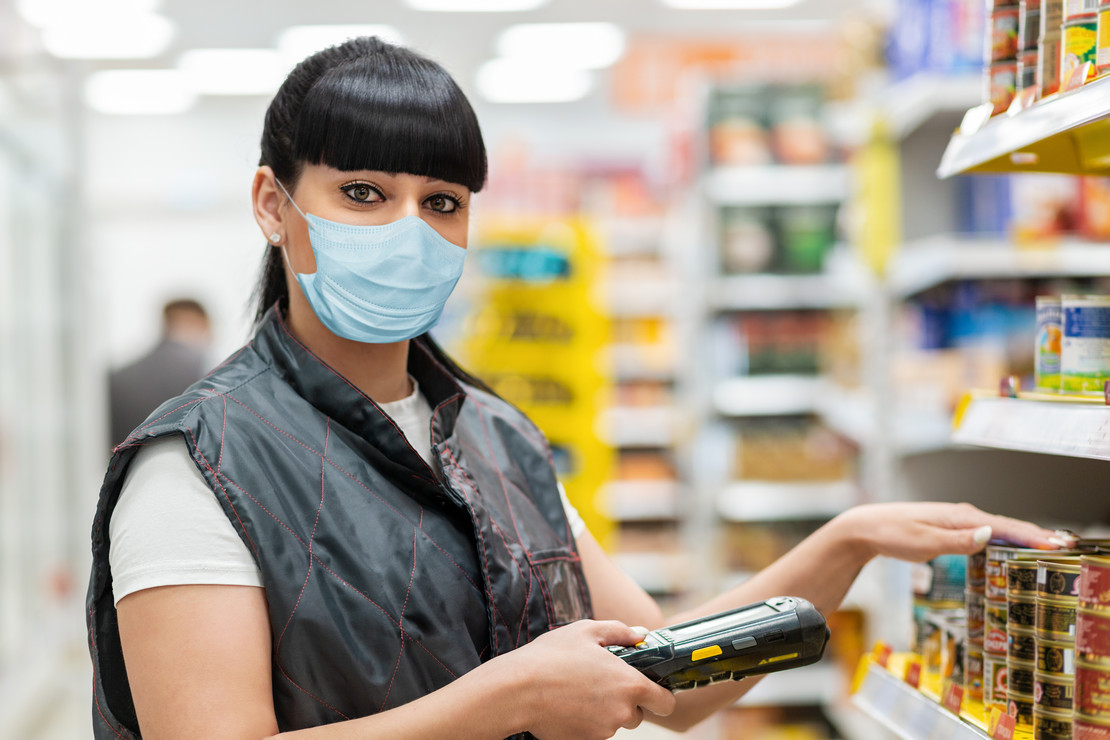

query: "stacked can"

left=1009, top=559, right=1039, bottom=728
left=1042, top=0, right=1067, bottom=97
left=968, top=550, right=987, bottom=704
left=1036, top=557, right=1082, bottom=739
left=1037, top=296, right=1063, bottom=392
left=1099, top=0, right=1110, bottom=76
left=1020, top=0, right=1043, bottom=93
left=988, top=3, right=1021, bottom=114
left=913, top=556, right=966, bottom=671
left=1075, top=555, right=1110, bottom=738
left=986, top=546, right=1024, bottom=713
left=1063, top=1, right=1100, bottom=88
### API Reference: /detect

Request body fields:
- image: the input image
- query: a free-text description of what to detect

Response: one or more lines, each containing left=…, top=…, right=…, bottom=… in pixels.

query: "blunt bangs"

left=291, top=53, right=487, bottom=193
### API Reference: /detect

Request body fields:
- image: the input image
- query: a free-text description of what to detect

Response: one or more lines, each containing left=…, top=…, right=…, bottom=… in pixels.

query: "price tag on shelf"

left=903, top=657, right=922, bottom=689
left=959, top=103, right=994, bottom=136
left=1063, top=62, right=1094, bottom=93
left=988, top=707, right=1016, bottom=740
left=872, top=640, right=892, bottom=668
left=941, top=679, right=964, bottom=715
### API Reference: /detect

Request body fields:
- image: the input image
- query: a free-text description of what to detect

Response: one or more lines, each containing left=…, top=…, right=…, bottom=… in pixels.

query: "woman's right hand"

left=494, top=619, right=677, bottom=740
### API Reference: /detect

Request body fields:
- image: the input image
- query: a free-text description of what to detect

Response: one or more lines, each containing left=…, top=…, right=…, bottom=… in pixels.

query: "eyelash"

left=338, top=182, right=465, bottom=213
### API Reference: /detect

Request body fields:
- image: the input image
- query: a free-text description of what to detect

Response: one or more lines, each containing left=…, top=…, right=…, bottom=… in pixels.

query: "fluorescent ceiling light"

left=476, top=59, right=593, bottom=103
left=16, top=0, right=159, bottom=28
left=659, top=0, right=802, bottom=7
left=404, top=0, right=548, bottom=10
left=84, top=69, right=196, bottom=115
left=42, top=12, right=175, bottom=59
left=276, top=25, right=406, bottom=63
left=496, top=23, right=626, bottom=69
left=178, top=49, right=287, bottom=96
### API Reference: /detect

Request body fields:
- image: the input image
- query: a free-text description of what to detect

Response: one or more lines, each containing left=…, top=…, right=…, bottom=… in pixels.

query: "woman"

left=87, top=37, right=1068, bottom=740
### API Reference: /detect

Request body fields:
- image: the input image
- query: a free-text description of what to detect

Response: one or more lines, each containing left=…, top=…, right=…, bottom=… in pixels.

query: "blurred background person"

left=108, top=298, right=212, bottom=448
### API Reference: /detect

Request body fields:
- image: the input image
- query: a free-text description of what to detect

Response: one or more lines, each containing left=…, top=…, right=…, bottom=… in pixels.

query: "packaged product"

left=1036, top=296, right=1063, bottom=392
left=1061, top=296, right=1110, bottom=395
left=990, top=5, right=1022, bottom=61
left=1063, top=14, right=1099, bottom=87
left=1081, top=177, right=1110, bottom=239
left=1099, top=1, right=1110, bottom=74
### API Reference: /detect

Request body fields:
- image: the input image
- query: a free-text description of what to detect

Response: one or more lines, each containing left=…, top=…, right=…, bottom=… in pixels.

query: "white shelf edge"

left=598, top=405, right=678, bottom=447
left=704, top=164, right=850, bottom=206
left=600, top=480, right=683, bottom=521
left=711, top=272, right=865, bottom=311
left=851, top=661, right=988, bottom=740
left=888, top=235, right=1110, bottom=298
left=953, top=395, right=1110, bottom=461
left=610, top=552, right=688, bottom=594
left=717, top=480, right=857, bottom=522
left=714, top=375, right=824, bottom=417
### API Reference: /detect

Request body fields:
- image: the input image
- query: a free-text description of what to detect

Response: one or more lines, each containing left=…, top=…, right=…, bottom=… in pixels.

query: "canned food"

left=1008, top=691, right=1035, bottom=725
left=969, top=551, right=987, bottom=586
left=1099, top=2, right=1110, bottom=74
left=1083, top=555, right=1110, bottom=611
left=1040, top=639, right=1078, bottom=674
left=1021, top=1, right=1043, bottom=50
left=1010, top=629, right=1039, bottom=661
left=1080, top=609, right=1110, bottom=664
left=968, top=589, right=986, bottom=640
left=1042, top=30, right=1065, bottom=97
left=1041, top=558, right=1083, bottom=599
left=1077, top=659, right=1110, bottom=719
left=986, top=651, right=1010, bottom=706
left=1037, top=671, right=1076, bottom=712
left=1076, top=716, right=1110, bottom=740
left=1011, top=595, right=1038, bottom=630
left=967, top=644, right=985, bottom=701
left=1009, top=658, right=1037, bottom=694
left=1063, top=295, right=1110, bottom=394
left=1010, top=560, right=1040, bottom=595
left=1070, top=0, right=1102, bottom=17
left=1037, top=297, right=1064, bottom=391
left=987, top=60, right=1019, bottom=115
left=991, top=6, right=1022, bottom=62
left=1040, top=598, right=1080, bottom=640
left=1036, top=708, right=1075, bottom=739
left=990, top=547, right=1054, bottom=596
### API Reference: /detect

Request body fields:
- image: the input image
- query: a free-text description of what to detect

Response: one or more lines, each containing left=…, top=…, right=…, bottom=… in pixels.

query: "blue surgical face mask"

left=275, top=179, right=467, bottom=344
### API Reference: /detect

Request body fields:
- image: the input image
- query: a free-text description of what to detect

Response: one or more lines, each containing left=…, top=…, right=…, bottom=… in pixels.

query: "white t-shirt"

left=109, top=379, right=586, bottom=605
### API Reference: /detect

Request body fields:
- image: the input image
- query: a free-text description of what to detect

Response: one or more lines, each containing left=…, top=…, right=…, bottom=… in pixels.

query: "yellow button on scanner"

left=691, top=645, right=723, bottom=662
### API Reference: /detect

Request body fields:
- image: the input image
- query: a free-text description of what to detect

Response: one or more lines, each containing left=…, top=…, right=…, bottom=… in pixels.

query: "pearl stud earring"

left=269, top=233, right=281, bottom=244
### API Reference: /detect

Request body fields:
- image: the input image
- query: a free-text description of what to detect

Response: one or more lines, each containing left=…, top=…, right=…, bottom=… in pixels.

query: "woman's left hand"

left=835, top=502, right=1072, bottom=563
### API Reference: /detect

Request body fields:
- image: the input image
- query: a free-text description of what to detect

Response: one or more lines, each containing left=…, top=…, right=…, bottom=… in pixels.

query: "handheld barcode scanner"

left=608, top=597, right=829, bottom=691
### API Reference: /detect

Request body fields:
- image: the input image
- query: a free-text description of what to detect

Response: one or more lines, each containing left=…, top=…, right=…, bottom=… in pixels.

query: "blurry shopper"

left=86, top=38, right=1075, bottom=740
left=107, top=298, right=211, bottom=447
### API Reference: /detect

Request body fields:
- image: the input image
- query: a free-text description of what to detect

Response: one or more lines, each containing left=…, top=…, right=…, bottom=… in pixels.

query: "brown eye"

left=350, top=185, right=372, bottom=201
left=341, top=182, right=380, bottom=203
left=427, top=194, right=459, bottom=213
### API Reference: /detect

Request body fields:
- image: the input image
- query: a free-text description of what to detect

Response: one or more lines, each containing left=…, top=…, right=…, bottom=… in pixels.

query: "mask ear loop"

left=273, top=177, right=309, bottom=276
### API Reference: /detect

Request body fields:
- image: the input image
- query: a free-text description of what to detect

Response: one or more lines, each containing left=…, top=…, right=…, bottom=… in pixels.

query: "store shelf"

left=889, top=235, right=1110, bottom=298
left=609, top=552, right=689, bottom=595
left=711, top=272, right=863, bottom=311
left=953, top=393, right=1110, bottom=461
left=852, top=660, right=989, bottom=740
left=598, top=405, right=679, bottom=447
left=827, top=73, right=982, bottom=146
left=816, top=390, right=953, bottom=456
left=738, top=661, right=846, bottom=707
left=606, top=343, right=676, bottom=382
left=600, top=480, right=683, bottom=521
left=603, top=278, right=678, bottom=318
left=717, top=480, right=857, bottom=521
left=714, top=375, right=824, bottom=416
left=704, top=165, right=850, bottom=206
left=937, top=75, right=1110, bottom=177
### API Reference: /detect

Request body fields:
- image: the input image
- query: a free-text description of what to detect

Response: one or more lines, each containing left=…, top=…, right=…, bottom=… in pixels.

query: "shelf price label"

left=941, top=679, right=964, bottom=715
left=988, top=707, right=1016, bottom=740
left=871, top=640, right=892, bottom=668
left=903, top=657, right=922, bottom=689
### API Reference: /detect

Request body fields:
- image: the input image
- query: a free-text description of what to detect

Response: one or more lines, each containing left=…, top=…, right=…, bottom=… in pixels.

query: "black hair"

left=252, top=36, right=493, bottom=392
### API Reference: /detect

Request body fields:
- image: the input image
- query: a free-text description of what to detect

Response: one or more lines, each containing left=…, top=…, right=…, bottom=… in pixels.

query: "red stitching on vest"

left=118, top=397, right=206, bottom=448
left=216, top=394, right=227, bottom=474
left=274, top=661, right=351, bottom=721
left=380, top=526, right=419, bottom=712
left=88, top=604, right=131, bottom=740
left=182, top=429, right=259, bottom=559
left=209, top=343, right=250, bottom=373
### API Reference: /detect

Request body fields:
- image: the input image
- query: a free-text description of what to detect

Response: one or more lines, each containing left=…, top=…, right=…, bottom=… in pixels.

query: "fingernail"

left=1048, top=536, right=1072, bottom=548
left=973, top=526, right=992, bottom=547
left=1055, top=529, right=1079, bottom=543
left=630, top=625, right=650, bottom=637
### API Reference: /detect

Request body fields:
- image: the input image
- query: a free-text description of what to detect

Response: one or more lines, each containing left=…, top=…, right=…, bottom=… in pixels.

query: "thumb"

left=591, top=620, right=647, bottom=647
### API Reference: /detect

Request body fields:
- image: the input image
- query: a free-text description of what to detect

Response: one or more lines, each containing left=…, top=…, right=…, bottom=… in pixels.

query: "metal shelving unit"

left=853, top=660, right=990, bottom=740
left=953, top=393, right=1110, bottom=460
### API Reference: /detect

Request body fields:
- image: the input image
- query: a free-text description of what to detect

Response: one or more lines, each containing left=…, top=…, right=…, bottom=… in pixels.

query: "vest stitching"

left=208, top=343, right=251, bottom=374
left=182, top=428, right=260, bottom=559
left=87, top=604, right=132, bottom=740
left=223, top=393, right=483, bottom=592
left=274, top=420, right=340, bottom=719
left=380, top=525, right=420, bottom=712
left=274, top=662, right=351, bottom=721
left=117, top=397, right=205, bottom=449
left=216, top=394, right=228, bottom=474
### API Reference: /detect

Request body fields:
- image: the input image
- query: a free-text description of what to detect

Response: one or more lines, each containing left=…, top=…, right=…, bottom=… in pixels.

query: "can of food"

left=1098, top=1, right=1110, bottom=74
left=1062, top=295, right=1110, bottom=394
left=987, top=60, right=1020, bottom=115
left=1037, top=670, right=1077, bottom=712
left=1011, top=629, right=1039, bottom=661
left=1010, top=657, right=1037, bottom=694
left=915, top=555, right=968, bottom=603
left=1082, top=555, right=1110, bottom=611
left=1037, top=707, right=1075, bottom=739
left=968, top=589, right=986, bottom=640
left=1041, top=558, right=1083, bottom=599
left=1040, top=639, right=1078, bottom=674
left=1077, top=659, right=1110, bottom=719
left=1070, top=0, right=1103, bottom=18
left=991, top=5, right=1022, bottom=62
left=1037, top=297, right=1064, bottom=391
left=1063, top=15, right=1100, bottom=88
left=1076, top=715, right=1110, bottom=740
left=987, top=598, right=1010, bottom=654
left=969, top=550, right=988, bottom=586
left=967, top=643, right=986, bottom=701
left=1010, top=560, right=1041, bottom=595
left=1009, top=691, right=1036, bottom=725
left=990, top=547, right=1041, bottom=598
left=986, top=650, right=1010, bottom=706
left=1011, top=595, right=1038, bottom=630
left=1022, top=0, right=1043, bottom=49
left=944, top=622, right=967, bottom=683
left=1018, top=48, right=1040, bottom=92
left=1042, top=29, right=1065, bottom=97
left=1078, top=609, right=1110, bottom=664
left=1040, top=598, right=1080, bottom=641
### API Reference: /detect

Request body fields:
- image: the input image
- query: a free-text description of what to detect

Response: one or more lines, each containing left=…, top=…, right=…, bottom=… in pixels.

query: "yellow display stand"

left=460, top=217, right=614, bottom=546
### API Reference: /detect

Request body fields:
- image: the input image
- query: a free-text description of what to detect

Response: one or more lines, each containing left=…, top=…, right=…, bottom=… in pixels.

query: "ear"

left=252, top=166, right=287, bottom=245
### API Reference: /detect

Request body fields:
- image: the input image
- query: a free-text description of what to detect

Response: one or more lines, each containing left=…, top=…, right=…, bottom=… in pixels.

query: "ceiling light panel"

left=42, top=12, right=175, bottom=59
left=84, top=69, right=196, bottom=115
left=404, top=0, right=549, bottom=11
left=476, top=59, right=593, bottom=103
left=496, top=23, right=626, bottom=69
left=276, top=25, right=406, bottom=63
left=177, top=49, right=288, bottom=96
left=16, top=0, right=159, bottom=28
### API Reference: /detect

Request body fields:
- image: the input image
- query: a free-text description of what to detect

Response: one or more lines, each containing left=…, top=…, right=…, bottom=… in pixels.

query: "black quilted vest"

left=86, top=308, right=592, bottom=737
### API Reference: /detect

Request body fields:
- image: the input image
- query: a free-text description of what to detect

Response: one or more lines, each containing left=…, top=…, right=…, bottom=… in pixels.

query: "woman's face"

left=279, top=163, right=471, bottom=275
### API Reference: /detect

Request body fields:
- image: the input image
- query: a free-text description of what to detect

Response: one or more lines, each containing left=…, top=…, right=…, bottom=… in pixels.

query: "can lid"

left=1064, top=13, right=1099, bottom=23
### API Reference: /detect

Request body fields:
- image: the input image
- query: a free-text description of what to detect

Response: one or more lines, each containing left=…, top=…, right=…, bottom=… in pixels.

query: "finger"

left=621, top=706, right=645, bottom=730
left=588, top=620, right=642, bottom=647
left=985, top=515, right=1073, bottom=550
left=637, top=681, right=677, bottom=718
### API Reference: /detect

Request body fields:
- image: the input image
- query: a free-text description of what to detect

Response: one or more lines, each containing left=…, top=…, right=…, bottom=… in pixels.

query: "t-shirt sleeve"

left=557, top=481, right=587, bottom=540
left=108, top=435, right=263, bottom=605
